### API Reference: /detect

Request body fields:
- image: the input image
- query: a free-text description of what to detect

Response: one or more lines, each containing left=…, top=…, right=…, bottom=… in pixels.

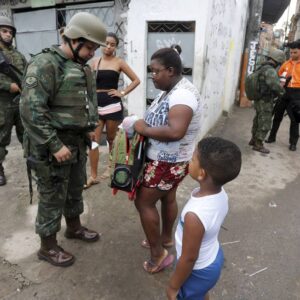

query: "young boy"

left=166, top=137, right=242, bottom=300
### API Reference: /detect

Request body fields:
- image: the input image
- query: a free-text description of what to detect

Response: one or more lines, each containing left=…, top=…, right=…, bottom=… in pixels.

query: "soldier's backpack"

left=110, top=129, right=147, bottom=200
left=245, top=66, right=264, bottom=101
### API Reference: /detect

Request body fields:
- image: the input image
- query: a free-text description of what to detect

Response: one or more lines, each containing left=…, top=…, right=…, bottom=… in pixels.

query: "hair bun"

left=170, top=44, right=182, bottom=55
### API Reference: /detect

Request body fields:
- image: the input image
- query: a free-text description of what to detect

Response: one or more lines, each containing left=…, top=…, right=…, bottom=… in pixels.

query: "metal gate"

left=13, top=8, right=58, bottom=60
left=146, top=21, right=195, bottom=104
left=13, top=1, right=116, bottom=60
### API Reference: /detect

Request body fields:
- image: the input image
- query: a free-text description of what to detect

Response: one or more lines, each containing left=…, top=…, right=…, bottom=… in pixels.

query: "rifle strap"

left=26, top=137, right=33, bottom=205
left=26, top=160, right=33, bottom=205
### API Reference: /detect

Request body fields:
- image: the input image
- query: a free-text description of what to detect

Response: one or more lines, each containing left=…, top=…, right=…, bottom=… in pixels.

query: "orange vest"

left=278, top=59, right=300, bottom=88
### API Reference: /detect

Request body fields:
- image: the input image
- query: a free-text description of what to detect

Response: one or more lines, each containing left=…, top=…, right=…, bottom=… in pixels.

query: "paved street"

left=0, top=106, right=299, bottom=300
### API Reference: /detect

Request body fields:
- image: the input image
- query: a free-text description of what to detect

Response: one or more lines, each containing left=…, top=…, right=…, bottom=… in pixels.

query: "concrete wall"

left=200, top=0, right=249, bottom=135
left=2, top=0, right=249, bottom=139
left=126, top=0, right=249, bottom=138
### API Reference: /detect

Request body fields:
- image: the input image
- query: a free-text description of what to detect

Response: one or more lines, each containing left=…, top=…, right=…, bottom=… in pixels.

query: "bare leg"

left=100, top=119, right=122, bottom=179
left=105, top=119, right=122, bottom=152
left=88, top=120, right=105, bottom=179
left=161, top=186, right=178, bottom=245
left=135, top=186, right=168, bottom=260
left=204, top=292, right=210, bottom=300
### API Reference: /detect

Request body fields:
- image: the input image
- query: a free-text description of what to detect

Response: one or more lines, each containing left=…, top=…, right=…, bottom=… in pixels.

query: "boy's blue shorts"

left=177, top=246, right=224, bottom=300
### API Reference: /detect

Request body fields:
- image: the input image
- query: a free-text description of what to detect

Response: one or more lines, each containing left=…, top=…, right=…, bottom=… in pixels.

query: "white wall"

left=200, top=0, right=249, bottom=135
left=126, top=0, right=248, bottom=138
left=126, top=0, right=209, bottom=120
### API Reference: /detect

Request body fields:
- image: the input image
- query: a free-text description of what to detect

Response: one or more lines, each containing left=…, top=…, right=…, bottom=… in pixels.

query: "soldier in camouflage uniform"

left=0, top=16, right=27, bottom=186
left=249, top=49, right=285, bottom=154
left=20, top=12, right=107, bottom=267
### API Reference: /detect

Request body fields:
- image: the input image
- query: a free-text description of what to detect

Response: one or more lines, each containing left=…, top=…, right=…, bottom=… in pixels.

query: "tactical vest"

left=43, top=47, right=98, bottom=131
left=258, top=64, right=272, bottom=99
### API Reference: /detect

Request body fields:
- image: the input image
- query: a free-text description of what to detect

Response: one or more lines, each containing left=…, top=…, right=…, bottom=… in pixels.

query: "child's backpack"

left=110, top=129, right=147, bottom=200
left=245, top=67, right=264, bottom=101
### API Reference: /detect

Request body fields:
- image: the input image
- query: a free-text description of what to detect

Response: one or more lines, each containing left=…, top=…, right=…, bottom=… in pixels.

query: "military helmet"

left=0, top=16, right=16, bottom=36
left=268, top=48, right=285, bottom=64
left=64, top=12, right=107, bottom=47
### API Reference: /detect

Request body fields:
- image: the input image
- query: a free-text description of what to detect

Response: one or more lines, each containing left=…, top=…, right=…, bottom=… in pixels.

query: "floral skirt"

left=142, top=159, right=189, bottom=191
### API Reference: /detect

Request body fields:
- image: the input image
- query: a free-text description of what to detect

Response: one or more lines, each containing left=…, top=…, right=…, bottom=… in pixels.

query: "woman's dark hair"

left=170, top=44, right=182, bottom=55
left=107, top=32, right=119, bottom=46
left=151, top=48, right=183, bottom=75
left=60, top=27, right=68, bottom=42
left=197, top=137, right=242, bottom=186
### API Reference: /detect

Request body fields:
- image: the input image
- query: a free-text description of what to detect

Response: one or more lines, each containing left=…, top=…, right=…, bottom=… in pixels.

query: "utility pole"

left=239, top=0, right=264, bottom=107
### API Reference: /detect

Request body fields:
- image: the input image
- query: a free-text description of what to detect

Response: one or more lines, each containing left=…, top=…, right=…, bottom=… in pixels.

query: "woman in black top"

left=85, top=32, right=140, bottom=188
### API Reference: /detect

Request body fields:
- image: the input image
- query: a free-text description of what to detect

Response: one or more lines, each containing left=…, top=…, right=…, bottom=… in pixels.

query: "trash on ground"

left=269, top=201, right=277, bottom=208
left=249, top=267, right=268, bottom=277
left=221, top=240, right=240, bottom=245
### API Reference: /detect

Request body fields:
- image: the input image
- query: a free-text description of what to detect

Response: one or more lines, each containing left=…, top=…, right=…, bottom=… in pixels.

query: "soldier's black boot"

left=289, top=144, right=297, bottom=151
left=65, top=216, right=100, bottom=242
left=0, top=163, right=6, bottom=186
left=38, top=234, right=75, bottom=267
left=253, top=139, right=270, bottom=154
left=265, top=135, right=276, bottom=143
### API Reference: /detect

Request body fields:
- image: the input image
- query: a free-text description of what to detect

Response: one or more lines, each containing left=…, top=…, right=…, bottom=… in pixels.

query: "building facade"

left=127, top=0, right=249, bottom=137
left=1, top=0, right=249, bottom=139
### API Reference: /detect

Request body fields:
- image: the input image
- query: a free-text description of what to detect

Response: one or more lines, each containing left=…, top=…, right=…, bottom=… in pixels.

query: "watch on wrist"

left=120, top=90, right=126, bottom=96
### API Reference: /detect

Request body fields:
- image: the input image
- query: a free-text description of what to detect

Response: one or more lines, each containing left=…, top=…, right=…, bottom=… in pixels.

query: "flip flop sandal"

left=141, top=239, right=174, bottom=249
left=143, top=253, right=175, bottom=274
left=83, top=176, right=100, bottom=189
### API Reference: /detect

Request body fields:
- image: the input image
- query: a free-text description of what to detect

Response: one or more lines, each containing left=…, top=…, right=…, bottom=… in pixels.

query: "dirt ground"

left=0, top=106, right=300, bottom=300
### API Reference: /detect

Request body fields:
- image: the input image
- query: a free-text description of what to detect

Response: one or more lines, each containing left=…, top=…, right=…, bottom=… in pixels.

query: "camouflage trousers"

left=33, top=142, right=87, bottom=237
left=0, top=101, right=24, bottom=162
left=251, top=99, right=274, bottom=141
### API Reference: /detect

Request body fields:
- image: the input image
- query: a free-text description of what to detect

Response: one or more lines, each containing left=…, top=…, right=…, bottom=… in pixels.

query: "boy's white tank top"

left=175, top=187, right=228, bottom=269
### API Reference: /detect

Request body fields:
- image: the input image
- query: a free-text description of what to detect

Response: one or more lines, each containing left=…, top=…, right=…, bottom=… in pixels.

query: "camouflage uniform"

left=0, top=41, right=27, bottom=163
left=20, top=45, right=98, bottom=237
left=251, top=63, right=284, bottom=147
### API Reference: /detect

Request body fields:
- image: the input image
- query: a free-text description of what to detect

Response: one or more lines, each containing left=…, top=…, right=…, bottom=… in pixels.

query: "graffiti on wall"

left=115, top=0, right=130, bottom=10
left=114, top=20, right=125, bottom=54
left=247, top=40, right=258, bottom=75
left=0, top=10, right=10, bottom=17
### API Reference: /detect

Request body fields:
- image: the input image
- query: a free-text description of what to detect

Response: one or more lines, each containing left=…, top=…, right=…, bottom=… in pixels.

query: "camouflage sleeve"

left=20, top=52, right=27, bottom=71
left=0, top=51, right=27, bottom=91
left=264, top=68, right=285, bottom=97
left=20, top=55, right=63, bottom=154
left=0, top=71, right=12, bottom=91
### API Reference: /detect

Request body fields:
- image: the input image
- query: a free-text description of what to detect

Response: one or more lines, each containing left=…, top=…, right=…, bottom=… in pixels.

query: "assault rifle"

left=0, top=50, right=23, bottom=89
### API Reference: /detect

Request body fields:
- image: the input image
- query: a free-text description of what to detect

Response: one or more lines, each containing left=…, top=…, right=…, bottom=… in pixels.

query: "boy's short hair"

left=197, top=137, right=242, bottom=186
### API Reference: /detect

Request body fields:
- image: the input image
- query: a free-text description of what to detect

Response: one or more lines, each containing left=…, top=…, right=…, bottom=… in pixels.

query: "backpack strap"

left=110, top=129, right=128, bottom=170
left=128, top=133, right=140, bottom=165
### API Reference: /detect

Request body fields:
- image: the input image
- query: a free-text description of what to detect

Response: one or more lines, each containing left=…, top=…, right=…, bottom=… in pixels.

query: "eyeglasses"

left=150, top=67, right=168, bottom=77
left=0, top=28, right=14, bottom=35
